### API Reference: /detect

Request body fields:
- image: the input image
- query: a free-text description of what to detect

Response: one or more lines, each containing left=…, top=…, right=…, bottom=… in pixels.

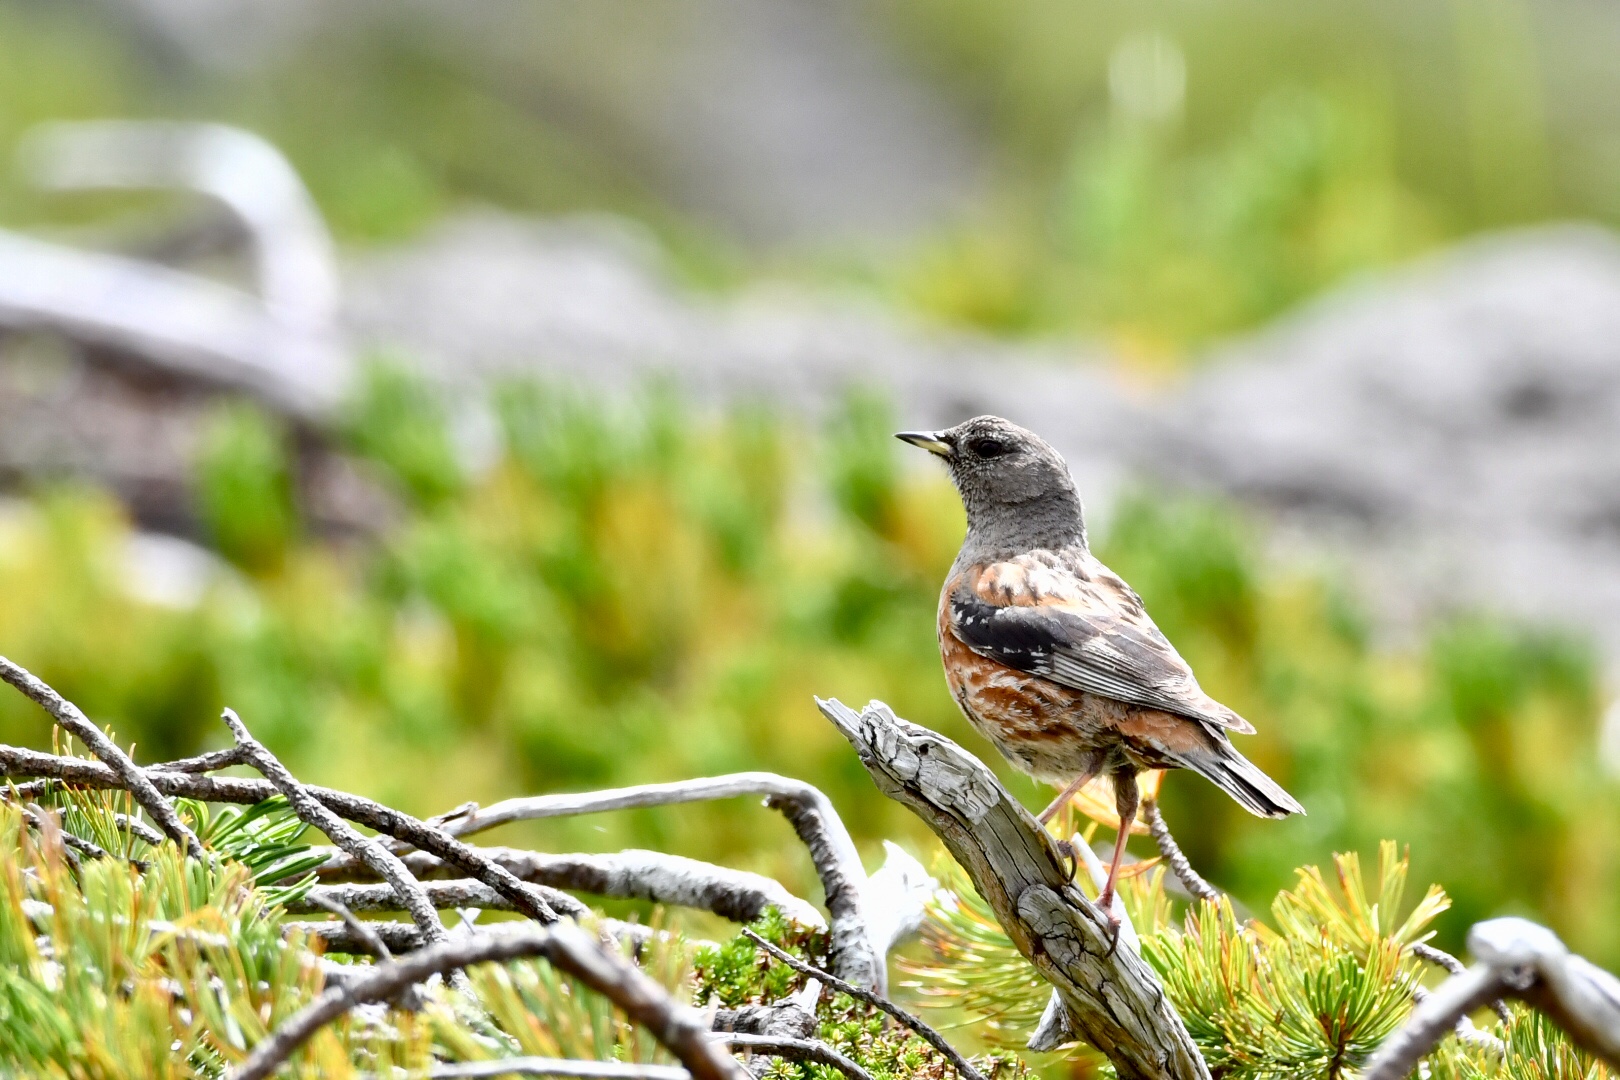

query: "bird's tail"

left=1174, top=735, right=1304, bottom=819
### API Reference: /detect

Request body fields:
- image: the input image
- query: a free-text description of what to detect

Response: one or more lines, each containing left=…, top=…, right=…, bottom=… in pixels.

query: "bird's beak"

left=895, top=430, right=953, bottom=458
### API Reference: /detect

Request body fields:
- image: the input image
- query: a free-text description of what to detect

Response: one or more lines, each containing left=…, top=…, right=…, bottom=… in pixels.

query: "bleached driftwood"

left=321, top=846, right=826, bottom=930
left=232, top=922, right=748, bottom=1080
left=817, top=697, right=1209, bottom=1080
left=426, top=773, right=881, bottom=990
left=1363, top=917, right=1620, bottom=1079
left=0, top=121, right=350, bottom=420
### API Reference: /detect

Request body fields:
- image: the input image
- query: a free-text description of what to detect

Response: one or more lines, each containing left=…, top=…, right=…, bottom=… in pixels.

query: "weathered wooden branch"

left=816, top=697, right=1209, bottom=1080
left=721, top=1034, right=877, bottom=1080
left=223, top=708, right=449, bottom=948
left=282, top=914, right=669, bottom=959
left=1363, top=917, right=1620, bottom=1079
left=319, top=847, right=824, bottom=930
left=0, top=656, right=203, bottom=858
left=303, top=893, right=397, bottom=962
left=232, top=922, right=748, bottom=1080
left=6, top=745, right=251, bottom=801
left=430, top=774, right=878, bottom=989
left=0, top=741, right=567, bottom=924
left=2, top=121, right=350, bottom=420
left=425, top=1061, right=689, bottom=1080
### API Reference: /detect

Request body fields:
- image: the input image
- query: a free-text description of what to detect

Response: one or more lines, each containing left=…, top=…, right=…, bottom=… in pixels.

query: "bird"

left=897, top=415, right=1303, bottom=917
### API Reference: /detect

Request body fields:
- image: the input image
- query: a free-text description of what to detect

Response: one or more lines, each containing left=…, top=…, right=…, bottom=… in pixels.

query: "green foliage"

left=908, top=842, right=1607, bottom=1080
left=0, top=788, right=725, bottom=1078
left=1430, top=1009, right=1614, bottom=1080
left=693, top=910, right=1020, bottom=1080
left=0, top=374, right=1615, bottom=969
left=346, top=361, right=467, bottom=508
left=195, top=404, right=300, bottom=575
left=692, top=907, right=825, bottom=1009
left=1142, top=843, right=1441, bottom=1079
left=870, top=0, right=1570, bottom=347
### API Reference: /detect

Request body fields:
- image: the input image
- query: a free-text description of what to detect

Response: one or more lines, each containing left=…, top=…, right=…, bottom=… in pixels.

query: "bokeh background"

left=2, top=0, right=1619, bottom=969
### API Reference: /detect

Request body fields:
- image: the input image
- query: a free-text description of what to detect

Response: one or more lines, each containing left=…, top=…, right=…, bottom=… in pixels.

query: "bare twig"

left=817, top=697, right=1208, bottom=1080
left=1141, top=798, right=1219, bottom=905
left=0, top=742, right=563, bottom=924
left=152, top=745, right=253, bottom=774
left=290, top=879, right=524, bottom=917
left=112, top=812, right=167, bottom=847
left=1365, top=917, right=1620, bottom=1079
left=722, top=1034, right=877, bottom=1080
left=304, top=893, right=394, bottom=962
left=323, top=847, right=823, bottom=930
left=222, top=708, right=448, bottom=948
left=16, top=802, right=92, bottom=871
left=5, top=745, right=249, bottom=800
left=1411, top=941, right=1512, bottom=1023
left=432, top=774, right=877, bottom=989
left=231, top=922, right=747, bottom=1080
left=426, top=1062, right=690, bottom=1080
left=286, top=916, right=672, bottom=959
left=0, top=656, right=203, bottom=858
left=740, top=928, right=986, bottom=1080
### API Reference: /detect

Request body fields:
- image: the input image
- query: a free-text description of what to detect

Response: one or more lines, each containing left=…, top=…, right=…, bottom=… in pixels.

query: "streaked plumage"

left=898, top=415, right=1303, bottom=915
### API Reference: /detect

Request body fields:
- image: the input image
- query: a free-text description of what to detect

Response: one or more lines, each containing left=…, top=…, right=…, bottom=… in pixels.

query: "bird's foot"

left=1055, top=838, right=1078, bottom=881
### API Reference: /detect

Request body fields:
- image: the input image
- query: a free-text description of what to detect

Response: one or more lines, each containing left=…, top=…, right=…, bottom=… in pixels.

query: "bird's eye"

left=969, top=437, right=1010, bottom=458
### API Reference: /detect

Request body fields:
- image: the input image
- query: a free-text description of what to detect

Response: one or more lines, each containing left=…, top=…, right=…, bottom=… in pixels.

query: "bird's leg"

left=1096, top=768, right=1141, bottom=925
left=1036, top=768, right=1099, bottom=825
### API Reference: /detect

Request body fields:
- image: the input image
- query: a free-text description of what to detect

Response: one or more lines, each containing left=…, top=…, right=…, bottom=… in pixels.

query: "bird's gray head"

left=896, top=416, right=1086, bottom=555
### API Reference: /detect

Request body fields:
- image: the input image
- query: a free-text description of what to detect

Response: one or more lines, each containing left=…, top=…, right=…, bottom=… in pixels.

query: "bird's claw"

left=1055, top=838, right=1079, bottom=881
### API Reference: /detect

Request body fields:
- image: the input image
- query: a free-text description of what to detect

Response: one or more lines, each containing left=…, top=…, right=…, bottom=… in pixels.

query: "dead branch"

left=0, top=656, right=204, bottom=858
left=425, top=1062, right=689, bottom=1080
left=0, top=742, right=565, bottom=924
left=722, top=1034, right=877, bottom=1080
left=1411, top=941, right=1513, bottom=1024
left=740, top=928, right=986, bottom=1080
left=321, top=847, right=824, bottom=930
left=430, top=774, right=877, bottom=989
left=1364, top=917, right=1620, bottom=1080
left=231, top=921, right=747, bottom=1080
left=5, top=745, right=249, bottom=801
left=817, top=697, right=1208, bottom=1080
left=223, top=708, right=448, bottom=948
left=303, top=893, right=395, bottom=962
left=285, top=915, right=670, bottom=959
left=1141, top=798, right=1219, bottom=905
left=290, top=879, right=519, bottom=916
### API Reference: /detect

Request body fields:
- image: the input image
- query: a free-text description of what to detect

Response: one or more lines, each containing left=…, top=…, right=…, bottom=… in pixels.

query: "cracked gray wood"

left=817, top=697, right=1208, bottom=1080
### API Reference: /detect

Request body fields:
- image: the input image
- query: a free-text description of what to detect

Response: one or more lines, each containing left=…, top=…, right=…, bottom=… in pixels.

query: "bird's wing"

left=947, top=557, right=1255, bottom=734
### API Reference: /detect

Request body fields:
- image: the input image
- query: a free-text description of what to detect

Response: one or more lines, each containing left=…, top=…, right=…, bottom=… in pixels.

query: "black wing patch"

left=948, top=588, right=1250, bottom=732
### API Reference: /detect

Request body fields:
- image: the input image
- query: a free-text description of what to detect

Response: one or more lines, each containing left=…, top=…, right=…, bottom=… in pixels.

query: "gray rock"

left=1155, top=226, right=1620, bottom=655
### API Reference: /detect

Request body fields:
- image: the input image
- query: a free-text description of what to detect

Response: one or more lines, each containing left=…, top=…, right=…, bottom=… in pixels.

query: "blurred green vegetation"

left=1, top=0, right=1612, bottom=352
left=0, top=373, right=1615, bottom=971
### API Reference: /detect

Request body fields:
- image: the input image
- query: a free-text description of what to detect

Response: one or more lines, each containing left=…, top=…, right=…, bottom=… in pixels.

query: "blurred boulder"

left=1150, top=226, right=1620, bottom=653
left=349, top=215, right=1620, bottom=657
left=342, top=211, right=1139, bottom=497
